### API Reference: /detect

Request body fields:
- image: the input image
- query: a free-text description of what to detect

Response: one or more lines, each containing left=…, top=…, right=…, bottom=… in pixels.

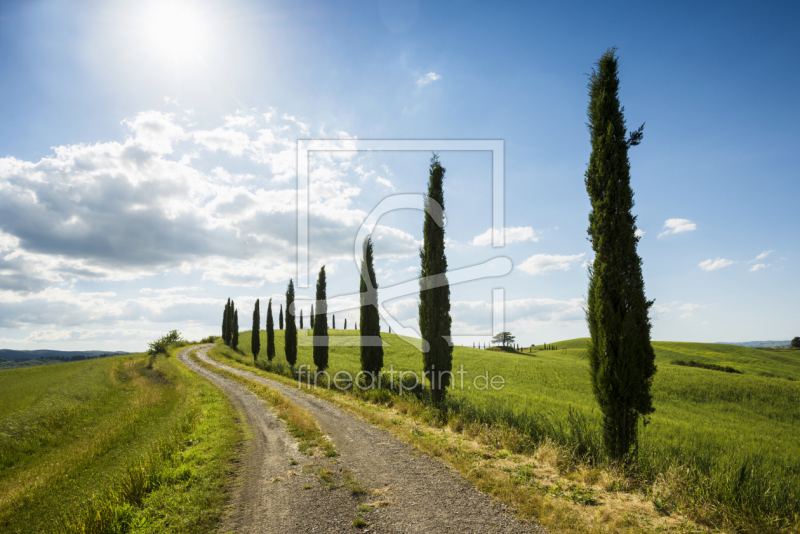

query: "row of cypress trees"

left=217, top=56, right=654, bottom=463
left=223, top=154, right=455, bottom=405
left=221, top=298, right=239, bottom=350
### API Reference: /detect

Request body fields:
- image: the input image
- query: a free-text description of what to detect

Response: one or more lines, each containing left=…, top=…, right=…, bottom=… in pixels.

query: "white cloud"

left=517, top=253, right=585, bottom=276
left=657, top=218, right=696, bottom=238
left=635, top=228, right=645, bottom=238
left=750, top=263, right=767, bottom=272
left=417, top=72, right=441, bottom=87
left=651, top=304, right=670, bottom=319
left=699, top=258, right=735, bottom=271
left=375, top=177, right=396, bottom=191
left=471, top=226, right=538, bottom=246
left=193, top=127, right=251, bottom=156
left=371, top=226, right=422, bottom=258
left=751, top=250, right=773, bottom=262
left=0, top=108, right=386, bottom=301
left=121, top=111, right=186, bottom=155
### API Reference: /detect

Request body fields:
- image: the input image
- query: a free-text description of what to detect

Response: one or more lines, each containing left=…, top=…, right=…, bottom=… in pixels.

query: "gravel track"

left=183, top=345, right=546, bottom=534
left=178, top=346, right=364, bottom=533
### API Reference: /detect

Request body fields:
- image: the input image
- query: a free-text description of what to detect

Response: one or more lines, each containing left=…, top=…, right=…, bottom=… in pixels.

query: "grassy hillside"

left=0, top=348, right=240, bottom=533
left=230, top=328, right=800, bottom=530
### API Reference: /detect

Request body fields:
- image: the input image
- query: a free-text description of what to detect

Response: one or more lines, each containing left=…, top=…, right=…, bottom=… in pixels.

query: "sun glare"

left=144, top=1, right=206, bottom=58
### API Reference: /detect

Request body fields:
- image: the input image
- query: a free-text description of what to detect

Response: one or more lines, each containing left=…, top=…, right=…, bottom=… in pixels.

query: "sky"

left=0, top=0, right=798, bottom=351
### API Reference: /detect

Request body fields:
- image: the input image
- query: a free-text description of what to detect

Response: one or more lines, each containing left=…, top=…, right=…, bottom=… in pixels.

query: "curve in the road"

left=186, top=345, right=545, bottom=534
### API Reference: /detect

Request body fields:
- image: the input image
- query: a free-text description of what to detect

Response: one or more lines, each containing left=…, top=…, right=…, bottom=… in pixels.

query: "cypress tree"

left=332, top=314, right=335, bottom=330
left=585, top=49, right=656, bottom=463
left=344, top=318, right=347, bottom=330
left=222, top=299, right=230, bottom=345
left=266, top=298, right=275, bottom=361
left=359, top=236, right=383, bottom=383
left=310, top=305, right=315, bottom=329
left=232, top=309, right=239, bottom=351
left=300, top=309, right=304, bottom=329
left=312, top=266, right=329, bottom=372
left=251, top=299, right=261, bottom=359
left=284, top=280, right=297, bottom=367
left=419, top=154, right=453, bottom=407
left=279, top=305, right=284, bottom=330
left=228, top=300, right=236, bottom=347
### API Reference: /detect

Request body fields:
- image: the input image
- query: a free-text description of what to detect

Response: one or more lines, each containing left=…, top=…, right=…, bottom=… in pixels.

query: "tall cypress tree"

left=266, top=298, right=275, bottom=361
left=419, top=154, right=453, bottom=407
left=222, top=298, right=230, bottom=344
left=359, top=236, right=383, bottom=383
left=228, top=300, right=236, bottom=347
left=585, top=49, right=656, bottom=463
left=310, top=305, right=315, bottom=329
left=251, top=299, right=261, bottom=360
left=232, top=309, right=239, bottom=351
left=300, top=309, right=304, bottom=329
left=332, top=315, right=335, bottom=330
left=279, top=305, right=284, bottom=330
left=312, top=266, right=328, bottom=372
left=344, top=318, right=347, bottom=330
left=284, top=280, right=297, bottom=367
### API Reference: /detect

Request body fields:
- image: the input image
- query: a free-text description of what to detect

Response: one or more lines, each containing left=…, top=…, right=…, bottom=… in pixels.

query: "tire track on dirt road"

left=178, top=346, right=363, bottom=533
left=192, top=346, right=546, bottom=534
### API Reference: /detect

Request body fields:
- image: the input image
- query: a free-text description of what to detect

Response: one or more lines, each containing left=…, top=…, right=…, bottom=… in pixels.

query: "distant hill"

left=715, top=340, right=792, bottom=349
left=0, top=349, right=129, bottom=361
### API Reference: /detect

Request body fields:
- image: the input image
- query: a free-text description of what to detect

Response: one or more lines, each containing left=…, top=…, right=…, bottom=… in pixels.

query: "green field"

left=229, top=329, right=800, bottom=531
left=0, top=348, right=240, bottom=534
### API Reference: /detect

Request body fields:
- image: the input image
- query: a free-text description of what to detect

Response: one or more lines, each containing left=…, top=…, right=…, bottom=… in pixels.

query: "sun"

left=144, top=1, right=206, bottom=58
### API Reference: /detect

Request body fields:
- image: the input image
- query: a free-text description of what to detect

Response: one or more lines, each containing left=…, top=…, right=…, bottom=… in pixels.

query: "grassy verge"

left=191, top=351, right=337, bottom=459
left=208, top=340, right=799, bottom=534
left=224, top=330, right=800, bottom=533
left=0, top=346, right=241, bottom=534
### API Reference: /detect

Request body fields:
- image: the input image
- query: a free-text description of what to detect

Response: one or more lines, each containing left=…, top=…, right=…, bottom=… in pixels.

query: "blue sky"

left=0, top=0, right=797, bottom=351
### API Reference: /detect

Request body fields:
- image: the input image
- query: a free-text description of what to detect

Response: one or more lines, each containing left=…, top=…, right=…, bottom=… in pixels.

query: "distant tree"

left=313, top=266, right=329, bottom=372
left=344, top=318, right=347, bottom=330
left=419, top=154, right=453, bottom=407
left=279, top=305, right=284, bottom=330
left=492, top=332, right=515, bottom=347
left=300, top=309, right=304, bottom=329
left=232, top=309, right=239, bottom=351
left=359, top=236, right=383, bottom=384
left=251, top=299, right=261, bottom=360
left=266, top=298, right=275, bottom=361
left=285, top=280, right=297, bottom=367
left=310, top=305, right=315, bottom=329
left=585, top=49, right=656, bottom=463
left=792, top=337, right=800, bottom=349
left=332, top=314, right=336, bottom=330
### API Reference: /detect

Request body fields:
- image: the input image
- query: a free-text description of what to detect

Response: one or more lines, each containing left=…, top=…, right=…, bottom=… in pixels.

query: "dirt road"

left=181, top=345, right=545, bottom=533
